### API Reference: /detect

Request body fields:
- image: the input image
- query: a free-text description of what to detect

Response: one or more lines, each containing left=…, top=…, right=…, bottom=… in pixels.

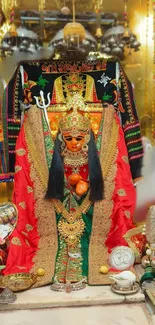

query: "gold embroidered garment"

left=3, top=103, right=136, bottom=288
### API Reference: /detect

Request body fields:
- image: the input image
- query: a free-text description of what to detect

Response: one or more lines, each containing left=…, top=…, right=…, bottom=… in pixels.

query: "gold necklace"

left=63, top=148, right=88, bottom=167
left=52, top=193, right=91, bottom=224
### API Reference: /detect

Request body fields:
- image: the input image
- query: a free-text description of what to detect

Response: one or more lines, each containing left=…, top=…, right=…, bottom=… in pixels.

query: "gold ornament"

left=8, top=23, right=17, bottom=36
left=63, top=149, right=88, bottom=167
left=61, top=6, right=70, bottom=15
left=122, top=28, right=130, bottom=41
left=64, top=22, right=86, bottom=41
left=59, top=94, right=90, bottom=136
left=37, top=268, right=45, bottom=276
left=58, top=218, right=85, bottom=246
left=99, top=266, right=109, bottom=274
left=63, top=0, right=85, bottom=42
left=95, top=27, right=103, bottom=38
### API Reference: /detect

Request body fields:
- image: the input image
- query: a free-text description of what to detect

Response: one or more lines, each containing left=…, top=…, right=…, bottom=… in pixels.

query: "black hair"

left=45, top=134, right=64, bottom=200
left=88, top=130, right=104, bottom=202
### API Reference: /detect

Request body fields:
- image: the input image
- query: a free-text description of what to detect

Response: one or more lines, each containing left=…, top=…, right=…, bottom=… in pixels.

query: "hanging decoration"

left=0, top=0, right=43, bottom=56
left=144, top=0, right=150, bottom=117
left=38, top=0, right=46, bottom=11
left=93, top=0, right=103, bottom=40
left=100, top=0, right=141, bottom=59
left=93, top=0, right=103, bottom=13
left=0, top=6, right=11, bottom=59
left=49, top=0, right=92, bottom=59
left=152, top=0, right=155, bottom=140
left=48, top=28, right=97, bottom=59
left=38, top=0, right=46, bottom=41
left=122, top=0, right=130, bottom=39
left=2, top=26, right=43, bottom=54
left=61, top=0, right=70, bottom=15
left=63, top=0, right=86, bottom=46
left=8, top=0, right=17, bottom=36
left=50, top=0, right=97, bottom=60
left=140, top=0, right=152, bottom=138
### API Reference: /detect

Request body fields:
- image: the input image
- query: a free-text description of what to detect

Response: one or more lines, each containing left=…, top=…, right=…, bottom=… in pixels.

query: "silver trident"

left=34, top=90, right=51, bottom=130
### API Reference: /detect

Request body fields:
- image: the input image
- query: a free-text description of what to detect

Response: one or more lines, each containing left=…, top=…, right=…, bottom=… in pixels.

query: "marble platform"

left=0, top=304, right=152, bottom=325
left=0, top=284, right=145, bottom=311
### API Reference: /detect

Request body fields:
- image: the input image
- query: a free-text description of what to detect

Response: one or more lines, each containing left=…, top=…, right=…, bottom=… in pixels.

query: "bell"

left=77, top=47, right=87, bottom=58
left=111, top=46, right=122, bottom=56
left=101, top=43, right=105, bottom=48
left=28, top=43, right=36, bottom=54
left=82, top=39, right=90, bottom=48
left=64, top=22, right=86, bottom=41
left=130, top=35, right=136, bottom=43
left=130, top=40, right=141, bottom=49
left=122, top=28, right=130, bottom=42
left=134, top=47, right=140, bottom=52
left=95, top=27, right=103, bottom=38
left=119, top=43, right=125, bottom=50
left=108, top=36, right=116, bottom=45
left=70, top=36, right=75, bottom=43
left=57, top=40, right=66, bottom=50
left=103, top=46, right=111, bottom=54
left=90, top=43, right=96, bottom=51
left=61, top=6, right=70, bottom=15
left=9, top=23, right=17, bottom=37
left=100, top=44, right=106, bottom=53
left=19, top=44, right=27, bottom=52
left=109, top=42, right=117, bottom=48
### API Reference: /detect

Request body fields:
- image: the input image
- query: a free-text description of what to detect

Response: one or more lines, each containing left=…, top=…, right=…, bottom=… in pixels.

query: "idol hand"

left=76, top=180, right=89, bottom=196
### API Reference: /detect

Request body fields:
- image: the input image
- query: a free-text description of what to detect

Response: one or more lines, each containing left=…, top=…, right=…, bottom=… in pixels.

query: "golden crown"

left=59, top=94, right=90, bottom=136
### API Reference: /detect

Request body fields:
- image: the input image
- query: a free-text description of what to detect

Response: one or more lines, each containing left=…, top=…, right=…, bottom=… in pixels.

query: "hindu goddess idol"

left=2, top=90, right=137, bottom=291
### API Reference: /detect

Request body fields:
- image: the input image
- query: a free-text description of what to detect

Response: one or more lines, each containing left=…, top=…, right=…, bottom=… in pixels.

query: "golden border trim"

left=24, top=106, right=58, bottom=287
left=47, top=103, right=104, bottom=113
left=88, top=105, right=119, bottom=285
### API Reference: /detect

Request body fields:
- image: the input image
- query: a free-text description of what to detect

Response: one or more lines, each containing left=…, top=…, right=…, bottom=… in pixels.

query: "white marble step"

left=0, top=285, right=145, bottom=311
left=0, top=304, right=151, bottom=325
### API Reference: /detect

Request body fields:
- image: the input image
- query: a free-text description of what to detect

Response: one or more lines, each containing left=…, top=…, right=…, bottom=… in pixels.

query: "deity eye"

left=76, top=136, right=84, bottom=141
left=64, top=136, right=72, bottom=141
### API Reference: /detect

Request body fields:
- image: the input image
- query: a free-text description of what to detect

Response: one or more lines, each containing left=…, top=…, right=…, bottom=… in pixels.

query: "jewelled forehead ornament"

left=59, top=93, right=90, bottom=137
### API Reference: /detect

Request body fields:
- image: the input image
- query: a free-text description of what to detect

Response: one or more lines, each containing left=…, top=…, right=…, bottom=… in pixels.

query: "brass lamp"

left=63, top=0, right=86, bottom=47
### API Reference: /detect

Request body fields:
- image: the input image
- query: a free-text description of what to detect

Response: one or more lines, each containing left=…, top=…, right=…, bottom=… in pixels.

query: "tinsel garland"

left=152, top=0, right=155, bottom=140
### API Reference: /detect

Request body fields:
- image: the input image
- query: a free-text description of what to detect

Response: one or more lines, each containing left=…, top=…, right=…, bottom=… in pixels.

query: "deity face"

left=63, top=132, right=85, bottom=152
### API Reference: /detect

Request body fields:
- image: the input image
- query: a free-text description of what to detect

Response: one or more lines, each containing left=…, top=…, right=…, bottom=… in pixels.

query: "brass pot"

left=2, top=273, right=37, bottom=292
